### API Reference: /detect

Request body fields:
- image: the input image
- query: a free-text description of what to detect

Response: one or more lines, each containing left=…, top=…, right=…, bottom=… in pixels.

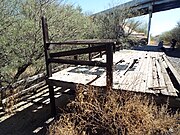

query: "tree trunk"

left=14, top=62, right=32, bottom=82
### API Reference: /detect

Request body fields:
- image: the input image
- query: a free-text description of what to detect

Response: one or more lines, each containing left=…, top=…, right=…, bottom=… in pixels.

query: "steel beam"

left=93, top=0, right=180, bottom=17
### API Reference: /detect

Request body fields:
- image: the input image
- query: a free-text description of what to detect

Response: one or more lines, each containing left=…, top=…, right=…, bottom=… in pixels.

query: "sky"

left=65, top=0, right=180, bottom=36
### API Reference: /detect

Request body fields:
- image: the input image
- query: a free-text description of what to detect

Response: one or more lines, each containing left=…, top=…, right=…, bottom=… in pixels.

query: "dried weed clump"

left=48, top=85, right=180, bottom=135
left=2, top=87, right=21, bottom=114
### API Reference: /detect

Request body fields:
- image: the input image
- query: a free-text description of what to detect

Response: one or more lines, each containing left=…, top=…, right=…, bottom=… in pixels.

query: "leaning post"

left=41, top=16, right=56, bottom=116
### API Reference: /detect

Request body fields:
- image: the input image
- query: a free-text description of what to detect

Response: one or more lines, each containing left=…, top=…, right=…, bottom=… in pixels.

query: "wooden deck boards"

left=50, top=66, right=98, bottom=85
left=49, top=50, right=179, bottom=97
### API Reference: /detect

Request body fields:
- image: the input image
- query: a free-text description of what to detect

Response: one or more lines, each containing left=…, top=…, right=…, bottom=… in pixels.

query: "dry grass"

left=2, top=87, right=21, bottom=114
left=48, top=85, right=180, bottom=135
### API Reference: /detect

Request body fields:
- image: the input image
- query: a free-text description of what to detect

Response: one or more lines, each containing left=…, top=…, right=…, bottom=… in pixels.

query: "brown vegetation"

left=48, top=85, right=180, bottom=135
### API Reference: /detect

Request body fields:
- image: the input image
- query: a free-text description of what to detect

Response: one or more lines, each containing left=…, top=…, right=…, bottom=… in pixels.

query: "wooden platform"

left=49, top=50, right=179, bottom=97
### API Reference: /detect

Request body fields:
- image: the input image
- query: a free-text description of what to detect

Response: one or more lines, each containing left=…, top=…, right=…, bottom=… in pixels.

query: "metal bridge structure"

left=93, top=0, right=180, bottom=44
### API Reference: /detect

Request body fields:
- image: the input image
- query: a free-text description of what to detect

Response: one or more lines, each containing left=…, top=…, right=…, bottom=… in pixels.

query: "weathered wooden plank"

left=111, top=54, right=131, bottom=89
left=50, top=71, right=97, bottom=85
left=90, top=73, right=106, bottom=87
left=113, top=64, right=129, bottom=89
left=118, top=72, right=136, bottom=91
left=156, top=58, right=169, bottom=95
left=156, top=59, right=166, bottom=88
left=147, top=56, right=154, bottom=89
left=47, top=79, right=76, bottom=90
left=143, top=54, right=152, bottom=93
left=117, top=58, right=135, bottom=76
left=48, top=39, right=117, bottom=45
left=135, top=54, right=149, bottom=93
left=162, top=54, right=180, bottom=84
left=160, top=58, right=177, bottom=96
left=152, top=57, right=159, bottom=88
left=50, top=45, right=106, bottom=58
left=121, top=52, right=144, bottom=91
left=112, top=60, right=134, bottom=89
left=49, top=58, right=107, bottom=67
left=106, top=44, right=113, bottom=90
left=114, top=51, right=145, bottom=91
left=116, top=50, right=137, bottom=91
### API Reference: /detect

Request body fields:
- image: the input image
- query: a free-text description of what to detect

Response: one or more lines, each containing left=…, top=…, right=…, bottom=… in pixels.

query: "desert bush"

left=48, top=85, right=180, bottom=135
left=159, top=21, right=180, bottom=48
left=93, top=3, right=145, bottom=50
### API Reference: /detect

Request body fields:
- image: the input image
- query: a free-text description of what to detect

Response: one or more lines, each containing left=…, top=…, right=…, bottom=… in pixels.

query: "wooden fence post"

left=88, top=44, right=92, bottom=61
left=106, top=44, right=113, bottom=91
left=42, top=16, right=56, bottom=116
left=0, top=89, right=3, bottom=109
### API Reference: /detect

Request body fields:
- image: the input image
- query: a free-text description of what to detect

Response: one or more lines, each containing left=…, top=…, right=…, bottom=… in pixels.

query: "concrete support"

left=147, top=4, right=153, bottom=45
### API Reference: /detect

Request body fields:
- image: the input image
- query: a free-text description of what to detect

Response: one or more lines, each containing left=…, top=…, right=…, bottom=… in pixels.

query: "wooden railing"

left=42, top=16, right=118, bottom=116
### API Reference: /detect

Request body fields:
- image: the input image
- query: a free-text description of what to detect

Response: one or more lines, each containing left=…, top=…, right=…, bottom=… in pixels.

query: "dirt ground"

left=0, top=103, right=51, bottom=135
left=0, top=91, right=74, bottom=135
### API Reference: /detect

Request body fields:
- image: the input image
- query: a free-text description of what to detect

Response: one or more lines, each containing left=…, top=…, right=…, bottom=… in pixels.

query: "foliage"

left=0, top=0, right=20, bottom=86
left=135, top=22, right=148, bottom=35
left=94, top=6, right=142, bottom=38
left=159, top=21, right=180, bottom=48
left=48, top=85, right=180, bottom=135
left=93, top=5, right=143, bottom=49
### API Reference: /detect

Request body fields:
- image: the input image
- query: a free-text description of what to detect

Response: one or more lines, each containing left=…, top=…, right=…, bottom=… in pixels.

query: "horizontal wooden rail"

left=47, top=39, right=117, bottom=46
left=50, top=45, right=106, bottom=58
left=48, top=58, right=107, bottom=67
